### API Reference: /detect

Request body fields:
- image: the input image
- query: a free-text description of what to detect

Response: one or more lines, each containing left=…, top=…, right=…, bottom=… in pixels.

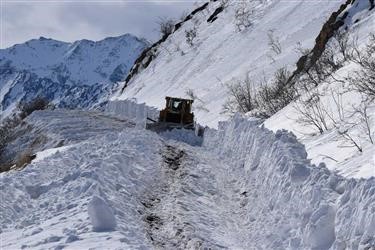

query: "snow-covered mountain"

left=0, top=34, right=148, bottom=117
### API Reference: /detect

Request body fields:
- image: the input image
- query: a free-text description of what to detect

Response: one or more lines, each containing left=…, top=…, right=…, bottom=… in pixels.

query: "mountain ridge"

left=0, top=33, right=148, bottom=117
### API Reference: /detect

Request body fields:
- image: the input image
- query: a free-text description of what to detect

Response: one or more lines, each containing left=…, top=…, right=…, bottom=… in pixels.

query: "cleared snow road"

left=1, top=110, right=374, bottom=249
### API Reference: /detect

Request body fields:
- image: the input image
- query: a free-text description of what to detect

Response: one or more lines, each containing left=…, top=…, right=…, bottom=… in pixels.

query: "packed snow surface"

left=1, top=110, right=374, bottom=249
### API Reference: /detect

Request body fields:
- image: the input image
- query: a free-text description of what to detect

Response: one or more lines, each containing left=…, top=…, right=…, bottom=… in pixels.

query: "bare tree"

left=294, top=85, right=372, bottom=152
left=267, top=30, right=282, bottom=55
left=293, top=30, right=352, bottom=93
left=0, top=115, right=21, bottom=154
left=18, top=97, right=50, bottom=119
left=234, top=3, right=253, bottom=32
left=349, top=33, right=375, bottom=100
left=294, top=42, right=310, bottom=56
left=1, top=97, right=50, bottom=148
left=220, top=0, right=230, bottom=8
left=331, top=98, right=374, bottom=152
left=185, top=88, right=198, bottom=101
left=257, top=68, right=295, bottom=117
left=325, top=89, right=345, bottom=124
left=185, top=26, right=198, bottom=47
left=223, top=68, right=295, bottom=117
left=223, top=75, right=258, bottom=115
left=185, top=88, right=209, bottom=112
left=337, top=125, right=363, bottom=152
left=157, top=17, right=175, bottom=37
left=295, top=45, right=342, bottom=92
left=293, top=90, right=329, bottom=134
left=354, top=102, right=374, bottom=145
left=324, top=89, right=363, bottom=152
left=332, top=30, right=350, bottom=62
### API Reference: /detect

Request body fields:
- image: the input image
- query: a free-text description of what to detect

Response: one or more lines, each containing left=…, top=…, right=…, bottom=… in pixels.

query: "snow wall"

left=203, top=116, right=375, bottom=250
left=106, top=100, right=159, bottom=128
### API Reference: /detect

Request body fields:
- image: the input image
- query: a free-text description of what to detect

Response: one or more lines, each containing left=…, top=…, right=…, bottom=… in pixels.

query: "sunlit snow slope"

left=265, top=1, right=375, bottom=178
left=115, top=0, right=343, bottom=126
left=114, top=0, right=374, bottom=178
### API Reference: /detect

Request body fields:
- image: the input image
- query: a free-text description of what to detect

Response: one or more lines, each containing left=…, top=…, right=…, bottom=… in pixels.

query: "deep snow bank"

left=105, top=99, right=159, bottom=128
left=0, top=111, right=164, bottom=249
left=203, top=116, right=375, bottom=249
left=1, top=108, right=374, bottom=249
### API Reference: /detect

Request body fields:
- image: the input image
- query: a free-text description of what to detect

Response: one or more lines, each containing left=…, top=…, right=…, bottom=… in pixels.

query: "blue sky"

left=1, top=0, right=204, bottom=48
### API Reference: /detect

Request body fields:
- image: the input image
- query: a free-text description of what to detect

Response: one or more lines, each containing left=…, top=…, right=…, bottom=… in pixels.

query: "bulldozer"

left=147, top=96, right=195, bottom=132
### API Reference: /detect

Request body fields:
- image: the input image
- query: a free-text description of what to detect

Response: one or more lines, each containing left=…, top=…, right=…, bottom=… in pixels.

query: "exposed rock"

left=289, top=0, right=353, bottom=82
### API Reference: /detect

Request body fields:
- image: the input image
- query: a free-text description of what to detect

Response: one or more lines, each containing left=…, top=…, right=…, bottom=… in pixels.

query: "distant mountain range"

left=0, top=34, right=148, bottom=118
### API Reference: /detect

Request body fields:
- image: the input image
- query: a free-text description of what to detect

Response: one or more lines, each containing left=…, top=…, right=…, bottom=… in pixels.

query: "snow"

left=0, top=110, right=161, bottom=249
left=203, top=115, right=375, bottom=249
left=115, top=0, right=343, bottom=127
left=88, top=196, right=117, bottom=232
left=113, top=0, right=374, bottom=179
left=1, top=0, right=374, bottom=249
left=34, top=145, right=74, bottom=163
left=160, top=128, right=203, bottom=146
left=265, top=44, right=375, bottom=178
left=105, top=99, right=158, bottom=128
left=0, top=34, right=148, bottom=117
left=1, top=108, right=374, bottom=249
left=0, top=34, right=147, bottom=86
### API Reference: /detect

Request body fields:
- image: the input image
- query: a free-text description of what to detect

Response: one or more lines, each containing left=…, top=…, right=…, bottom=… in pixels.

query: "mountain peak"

left=38, top=36, right=51, bottom=41
left=0, top=33, right=148, bottom=115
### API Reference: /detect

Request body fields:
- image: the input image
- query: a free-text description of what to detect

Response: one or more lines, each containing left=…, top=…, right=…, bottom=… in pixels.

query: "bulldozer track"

left=162, top=145, right=186, bottom=171
left=140, top=143, right=203, bottom=249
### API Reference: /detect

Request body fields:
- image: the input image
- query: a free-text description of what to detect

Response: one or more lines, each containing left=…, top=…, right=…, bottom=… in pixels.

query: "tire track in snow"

left=141, top=144, right=190, bottom=249
left=140, top=142, right=234, bottom=249
left=141, top=143, right=216, bottom=249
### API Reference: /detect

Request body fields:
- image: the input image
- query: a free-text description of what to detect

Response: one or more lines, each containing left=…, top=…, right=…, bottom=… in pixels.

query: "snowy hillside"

left=0, top=34, right=147, bottom=117
left=0, top=110, right=374, bottom=249
left=114, top=0, right=345, bottom=126
left=265, top=0, right=375, bottom=178
left=113, top=0, right=374, bottom=178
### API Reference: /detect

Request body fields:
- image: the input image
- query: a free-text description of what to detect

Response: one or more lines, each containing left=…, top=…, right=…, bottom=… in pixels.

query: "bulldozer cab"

left=167, top=97, right=192, bottom=113
left=159, top=96, right=194, bottom=128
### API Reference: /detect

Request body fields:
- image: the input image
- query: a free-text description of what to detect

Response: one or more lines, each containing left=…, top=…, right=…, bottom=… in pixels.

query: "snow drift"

left=105, top=99, right=159, bottom=128
left=203, top=115, right=375, bottom=249
left=0, top=111, right=163, bottom=249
